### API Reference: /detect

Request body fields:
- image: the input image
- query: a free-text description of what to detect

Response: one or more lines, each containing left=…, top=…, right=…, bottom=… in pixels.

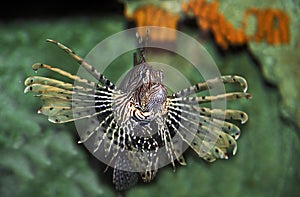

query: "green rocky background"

left=0, top=1, right=299, bottom=197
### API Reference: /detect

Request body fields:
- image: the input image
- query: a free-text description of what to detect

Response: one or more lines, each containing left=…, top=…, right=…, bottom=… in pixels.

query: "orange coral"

left=182, top=0, right=290, bottom=49
left=182, top=0, right=250, bottom=49
left=124, top=0, right=290, bottom=49
left=125, top=4, right=180, bottom=42
left=242, top=8, right=290, bottom=45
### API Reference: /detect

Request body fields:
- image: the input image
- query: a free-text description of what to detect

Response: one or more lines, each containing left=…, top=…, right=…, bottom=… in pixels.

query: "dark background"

left=0, top=1, right=124, bottom=21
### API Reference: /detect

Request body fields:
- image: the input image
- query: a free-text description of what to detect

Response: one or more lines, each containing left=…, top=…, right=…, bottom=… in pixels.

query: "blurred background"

left=0, top=0, right=299, bottom=196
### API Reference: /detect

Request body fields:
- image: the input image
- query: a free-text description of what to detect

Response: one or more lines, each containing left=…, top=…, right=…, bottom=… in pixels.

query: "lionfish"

left=24, top=37, right=251, bottom=191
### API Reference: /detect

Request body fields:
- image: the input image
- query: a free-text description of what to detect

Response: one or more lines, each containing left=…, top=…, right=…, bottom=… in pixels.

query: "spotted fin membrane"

left=24, top=39, right=251, bottom=191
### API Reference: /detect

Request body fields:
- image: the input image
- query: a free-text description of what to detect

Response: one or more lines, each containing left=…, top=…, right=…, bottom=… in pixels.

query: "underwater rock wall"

left=212, top=0, right=300, bottom=129
left=247, top=0, right=300, bottom=130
